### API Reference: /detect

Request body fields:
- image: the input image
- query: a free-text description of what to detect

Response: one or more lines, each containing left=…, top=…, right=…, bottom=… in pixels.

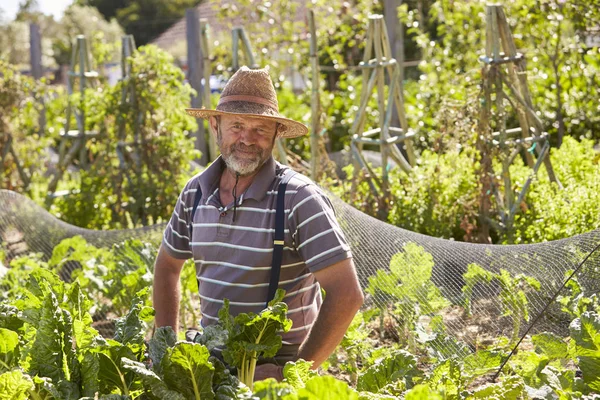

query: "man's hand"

left=253, top=363, right=284, bottom=382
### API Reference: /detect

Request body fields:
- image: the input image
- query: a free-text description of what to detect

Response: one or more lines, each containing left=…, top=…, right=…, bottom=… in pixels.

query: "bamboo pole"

left=200, top=20, right=218, bottom=161
left=308, top=10, right=320, bottom=181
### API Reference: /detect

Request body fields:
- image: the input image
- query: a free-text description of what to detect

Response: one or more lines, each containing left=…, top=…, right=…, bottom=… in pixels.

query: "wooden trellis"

left=350, top=14, right=417, bottom=198
left=46, top=35, right=101, bottom=205
left=231, top=26, right=288, bottom=165
left=199, top=20, right=218, bottom=161
left=479, top=5, right=562, bottom=233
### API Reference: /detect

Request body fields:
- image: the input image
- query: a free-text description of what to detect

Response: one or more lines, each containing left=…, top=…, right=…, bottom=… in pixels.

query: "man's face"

left=211, top=115, right=278, bottom=176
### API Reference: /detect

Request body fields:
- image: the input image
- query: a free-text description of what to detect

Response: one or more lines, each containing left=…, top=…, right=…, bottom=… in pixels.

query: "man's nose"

left=239, top=128, right=258, bottom=145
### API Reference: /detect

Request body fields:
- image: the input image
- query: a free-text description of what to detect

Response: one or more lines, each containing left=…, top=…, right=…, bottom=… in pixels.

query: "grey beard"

left=223, top=154, right=263, bottom=176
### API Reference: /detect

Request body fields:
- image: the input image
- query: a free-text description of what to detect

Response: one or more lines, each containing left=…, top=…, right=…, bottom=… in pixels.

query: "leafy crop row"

left=1, top=238, right=600, bottom=398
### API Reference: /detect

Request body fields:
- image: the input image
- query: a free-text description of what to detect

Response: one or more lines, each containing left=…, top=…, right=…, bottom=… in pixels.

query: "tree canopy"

left=77, top=0, right=202, bottom=46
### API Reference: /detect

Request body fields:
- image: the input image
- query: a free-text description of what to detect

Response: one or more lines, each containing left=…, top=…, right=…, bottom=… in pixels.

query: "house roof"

left=151, top=0, right=309, bottom=55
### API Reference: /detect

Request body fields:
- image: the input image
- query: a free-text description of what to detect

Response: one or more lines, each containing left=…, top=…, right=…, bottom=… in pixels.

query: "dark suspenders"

left=266, top=169, right=296, bottom=307
left=188, top=169, right=297, bottom=309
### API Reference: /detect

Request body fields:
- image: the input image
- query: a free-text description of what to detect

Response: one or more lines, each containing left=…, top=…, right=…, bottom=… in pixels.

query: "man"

left=153, top=66, right=363, bottom=381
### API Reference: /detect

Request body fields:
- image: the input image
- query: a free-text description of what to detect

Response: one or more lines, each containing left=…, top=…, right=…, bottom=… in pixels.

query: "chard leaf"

left=357, top=392, right=398, bottom=400
left=469, top=375, right=526, bottom=399
left=193, top=324, right=228, bottom=353
left=121, top=357, right=185, bottom=400
left=80, top=351, right=100, bottom=397
left=403, top=384, right=444, bottom=400
left=0, top=304, right=23, bottom=332
left=162, top=342, right=215, bottom=400
left=356, top=350, right=421, bottom=393
left=569, top=311, right=600, bottom=391
left=253, top=378, right=297, bottom=399
left=97, top=344, right=137, bottom=395
left=114, top=287, right=154, bottom=352
left=283, top=359, right=317, bottom=389
left=297, top=376, right=359, bottom=399
left=149, top=326, right=177, bottom=375
left=210, top=356, right=248, bottom=400
left=462, top=350, right=503, bottom=379
left=223, top=290, right=292, bottom=368
left=427, top=359, right=463, bottom=397
left=0, top=328, right=19, bottom=372
left=508, top=350, right=548, bottom=387
left=532, top=332, right=569, bottom=361
left=28, top=290, right=80, bottom=400
left=66, top=282, right=98, bottom=349
left=0, top=370, right=34, bottom=400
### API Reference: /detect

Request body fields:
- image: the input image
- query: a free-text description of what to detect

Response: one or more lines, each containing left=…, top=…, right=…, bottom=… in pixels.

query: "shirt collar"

left=198, top=155, right=279, bottom=204
left=244, top=156, right=278, bottom=202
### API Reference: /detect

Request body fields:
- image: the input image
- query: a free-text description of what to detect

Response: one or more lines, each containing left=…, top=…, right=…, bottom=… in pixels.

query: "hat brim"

left=185, top=108, right=309, bottom=139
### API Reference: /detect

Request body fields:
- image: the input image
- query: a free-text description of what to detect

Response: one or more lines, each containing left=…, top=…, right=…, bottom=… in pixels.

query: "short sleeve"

left=162, top=181, right=196, bottom=260
left=287, top=184, right=352, bottom=272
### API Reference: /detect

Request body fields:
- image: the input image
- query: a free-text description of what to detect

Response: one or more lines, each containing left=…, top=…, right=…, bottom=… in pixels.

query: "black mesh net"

left=1, top=188, right=599, bottom=361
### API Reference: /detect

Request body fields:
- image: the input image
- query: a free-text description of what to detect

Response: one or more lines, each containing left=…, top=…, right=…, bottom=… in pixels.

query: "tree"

left=78, top=0, right=202, bottom=46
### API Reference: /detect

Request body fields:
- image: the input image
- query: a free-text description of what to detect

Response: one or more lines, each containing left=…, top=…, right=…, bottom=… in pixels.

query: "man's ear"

left=208, top=116, right=218, bottom=135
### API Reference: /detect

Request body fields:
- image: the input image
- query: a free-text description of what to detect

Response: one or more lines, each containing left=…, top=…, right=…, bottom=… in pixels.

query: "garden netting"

left=1, top=188, right=599, bottom=361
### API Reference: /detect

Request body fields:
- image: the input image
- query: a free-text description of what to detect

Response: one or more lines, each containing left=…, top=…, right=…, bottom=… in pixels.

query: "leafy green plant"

left=366, top=243, right=450, bottom=348
left=462, top=264, right=541, bottom=344
left=569, top=311, right=600, bottom=393
left=218, top=289, right=292, bottom=391
left=51, top=44, right=199, bottom=229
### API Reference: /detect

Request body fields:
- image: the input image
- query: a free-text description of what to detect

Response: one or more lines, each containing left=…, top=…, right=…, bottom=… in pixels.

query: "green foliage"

left=366, top=243, right=450, bottom=346
left=0, top=61, right=55, bottom=194
left=220, top=289, right=292, bottom=391
left=462, top=264, right=541, bottom=344
left=51, top=44, right=199, bottom=229
left=356, top=350, right=422, bottom=395
left=510, top=137, right=600, bottom=243
left=0, top=370, right=34, bottom=400
left=569, top=311, right=600, bottom=392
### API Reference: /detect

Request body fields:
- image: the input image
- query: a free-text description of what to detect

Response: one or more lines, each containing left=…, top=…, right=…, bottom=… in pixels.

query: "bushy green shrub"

left=50, top=45, right=199, bottom=229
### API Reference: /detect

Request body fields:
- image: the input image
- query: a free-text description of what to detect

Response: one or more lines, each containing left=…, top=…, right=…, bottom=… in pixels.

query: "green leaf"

left=149, top=326, right=177, bottom=375
left=532, top=332, right=568, bottom=360
left=121, top=358, right=186, bottom=400
left=252, top=378, right=297, bottom=399
left=0, top=305, right=23, bottom=332
left=162, top=342, right=215, bottom=400
left=114, top=287, right=154, bottom=352
left=0, top=328, right=19, bottom=372
left=283, top=359, right=317, bottom=389
left=427, top=359, right=463, bottom=397
left=569, top=311, right=600, bottom=391
left=97, top=344, right=137, bottom=396
left=404, top=384, right=444, bottom=400
left=80, top=351, right=100, bottom=398
left=462, top=350, right=503, bottom=379
left=469, top=375, right=526, bottom=399
left=193, top=324, right=228, bottom=354
left=0, top=370, right=34, bottom=400
left=28, top=290, right=80, bottom=400
left=297, top=376, right=359, bottom=400
left=357, top=350, right=422, bottom=393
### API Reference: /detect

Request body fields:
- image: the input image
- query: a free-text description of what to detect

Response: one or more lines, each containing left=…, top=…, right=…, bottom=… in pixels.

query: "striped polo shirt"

left=162, top=156, right=352, bottom=350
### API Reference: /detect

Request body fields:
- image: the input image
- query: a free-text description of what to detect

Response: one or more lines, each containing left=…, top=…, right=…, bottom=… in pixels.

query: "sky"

left=1, top=0, right=73, bottom=21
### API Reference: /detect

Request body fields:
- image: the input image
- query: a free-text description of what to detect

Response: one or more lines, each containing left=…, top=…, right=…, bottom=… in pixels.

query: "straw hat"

left=186, top=66, right=308, bottom=138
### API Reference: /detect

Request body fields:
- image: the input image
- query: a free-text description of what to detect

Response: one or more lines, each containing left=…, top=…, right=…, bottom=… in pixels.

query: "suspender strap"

left=189, top=184, right=203, bottom=237
left=266, top=169, right=297, bottom=308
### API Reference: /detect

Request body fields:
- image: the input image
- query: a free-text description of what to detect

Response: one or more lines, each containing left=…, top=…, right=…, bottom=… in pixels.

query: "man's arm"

left=296, top=257, right=364, bottom=368
left=254, top=257, right=363, bottom=381
left=153, top=244, right=187, bottom=332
